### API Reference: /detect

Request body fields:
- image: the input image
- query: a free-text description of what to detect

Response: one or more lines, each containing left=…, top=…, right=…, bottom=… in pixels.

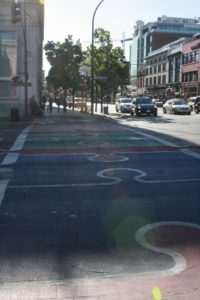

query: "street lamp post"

left=23, top=1, right=28, bottom=116
left=91, top=0, right=104, bottom=114
left=11, top=0, right=28, bottom=116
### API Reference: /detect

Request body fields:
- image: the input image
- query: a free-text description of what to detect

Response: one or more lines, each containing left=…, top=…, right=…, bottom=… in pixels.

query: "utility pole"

left=11, top=0, right=28, bottom=116
left=23, top=1, right=28, bottom=116
left=91, top=0, right=104, bottom=115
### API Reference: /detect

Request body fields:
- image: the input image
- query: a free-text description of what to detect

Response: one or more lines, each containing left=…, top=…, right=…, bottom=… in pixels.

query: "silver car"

left=163, top=99, right=191, bottom=115
left=115, top=98, right=133, bottom=113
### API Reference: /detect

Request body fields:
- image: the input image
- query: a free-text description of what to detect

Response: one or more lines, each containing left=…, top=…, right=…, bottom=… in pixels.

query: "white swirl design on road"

left=98, top=168, right=200, bottom=184
left=135, top=221, right=200, bottom=277
left=89, top=153, right=129, bottom=162
left=8, top=167, right=200, bottom=189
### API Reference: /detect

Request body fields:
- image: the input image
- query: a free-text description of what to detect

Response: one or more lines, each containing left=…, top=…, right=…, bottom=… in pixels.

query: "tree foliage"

left=44, top=30, right=130, bottom=100
left=84, top=28, right=130, bottom=99
left=44, top=35, right=83, bottom=95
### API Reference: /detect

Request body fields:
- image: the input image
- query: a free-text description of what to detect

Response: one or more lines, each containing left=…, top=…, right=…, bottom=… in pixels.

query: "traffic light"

left=11, top=0, right=21, bottom=24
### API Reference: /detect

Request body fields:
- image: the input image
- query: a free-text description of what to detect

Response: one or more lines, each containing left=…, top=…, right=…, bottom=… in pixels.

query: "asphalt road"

left=0, top=107, right=200, bottom=299
left=106, top=104, right=200, bottom=147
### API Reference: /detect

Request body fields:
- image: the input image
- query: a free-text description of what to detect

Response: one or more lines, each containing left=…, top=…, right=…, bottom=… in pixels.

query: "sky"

left=43, top=0, right=200, bottom=73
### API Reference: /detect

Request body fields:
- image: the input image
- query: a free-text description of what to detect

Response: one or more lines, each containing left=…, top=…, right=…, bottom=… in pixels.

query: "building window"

left=153, top=65, right=157, bottom=74
left=195, top=51, right=199, bottom=61
left=162, top=63, right=166, bottom=71
left=191, top=52, right=195, bottom=62
left=162, top=75, right=166, bottom=84
left=158, top=76, right=161, bottom=84
left=158, top=64, right=161, bottom=73
left=182, top=71, right=198, bottom=82
left=150, top=67, right=152, bottom=74
left=146, top=78, right=148, bottom=86
left=188, top=53, right=192, bottom=63
left=169, top=72, right=173, bottom=83
left=153, top=76, right=157, bottom=85
left=183, top=51, right=200, bottom=64
left=175, top=70, right=180, bottom=82
left=150, top=77, right=152, bottom=85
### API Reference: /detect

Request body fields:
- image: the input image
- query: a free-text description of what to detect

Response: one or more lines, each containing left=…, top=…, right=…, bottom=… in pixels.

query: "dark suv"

left=130, top=97, right=157, bottom=116
left=194, top=97, right=200, bottom=114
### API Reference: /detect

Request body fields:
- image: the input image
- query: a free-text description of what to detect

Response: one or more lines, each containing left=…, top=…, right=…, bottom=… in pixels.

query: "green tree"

left=84, top=28, right=130, bottom=101
left=44, top=35, right=83, bottom=96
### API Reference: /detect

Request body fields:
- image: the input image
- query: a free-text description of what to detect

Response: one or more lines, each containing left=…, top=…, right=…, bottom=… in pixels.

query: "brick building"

left=181, top=35, right=200, bottom=98
left=130, top=16, right=200, bottom=95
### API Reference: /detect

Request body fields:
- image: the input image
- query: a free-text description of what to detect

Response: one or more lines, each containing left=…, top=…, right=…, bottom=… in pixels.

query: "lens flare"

left=152, top=287, right=162, bottom=300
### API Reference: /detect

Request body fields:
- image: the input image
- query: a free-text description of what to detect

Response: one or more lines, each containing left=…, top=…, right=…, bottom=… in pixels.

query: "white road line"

left=10, top=125, right=33, bottom=151
left=1, top=153, right=20, bottom=166
left=0, top=124, right=32, bottom=206
left=180, top=148, right=200, bottom=159
left=0, top=180, right=9, bottom=206
left=137, top=131, right=200, bottom=159
left=137, top=131, right=180, bottom=147
left=1, top=125, right=32, bottom=166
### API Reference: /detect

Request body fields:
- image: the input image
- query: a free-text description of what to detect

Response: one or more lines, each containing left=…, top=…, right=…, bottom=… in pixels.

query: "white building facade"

left=0, top=0, right=44, bottom=118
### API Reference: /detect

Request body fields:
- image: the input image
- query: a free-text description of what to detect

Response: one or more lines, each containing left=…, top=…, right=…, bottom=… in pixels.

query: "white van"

left=188, top=96, right=200, bottom=111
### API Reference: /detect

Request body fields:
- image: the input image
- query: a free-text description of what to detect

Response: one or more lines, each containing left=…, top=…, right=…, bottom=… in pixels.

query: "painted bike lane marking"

left=136, top=130, right=200, bottom=159
left=0, top=125, right=32, bottom=206
left=0, top=221, right=199, bottom=300
left=8, top=167, right=200, bottom=189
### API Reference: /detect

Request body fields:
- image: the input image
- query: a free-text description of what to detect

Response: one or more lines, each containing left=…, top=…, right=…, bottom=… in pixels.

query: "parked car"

left=188, top=96, right=200, bottom=111
left=163, top=99, right=191, bottom=115
left=115, top=98, right=133, bottom=113
left=130, top=96, right=157, bottom=116
left=194, top=97, right=200, bottom=114
left=152, top=98, right=163, bottom=107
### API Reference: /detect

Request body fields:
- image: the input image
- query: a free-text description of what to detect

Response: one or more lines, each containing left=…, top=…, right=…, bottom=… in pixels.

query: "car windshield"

left=120, top=99, right=132, bottom=103
left=173, top=100, right=187, bottom=105
left=136, top=98, right=152, bottom=104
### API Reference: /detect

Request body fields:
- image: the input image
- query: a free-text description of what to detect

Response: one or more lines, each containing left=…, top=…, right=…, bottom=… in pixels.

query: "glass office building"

left=130, top=16, right=200, bottom=92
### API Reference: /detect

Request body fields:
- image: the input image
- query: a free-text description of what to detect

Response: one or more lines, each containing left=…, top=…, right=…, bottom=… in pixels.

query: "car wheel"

left=135, top=111, right=140, bottom=116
